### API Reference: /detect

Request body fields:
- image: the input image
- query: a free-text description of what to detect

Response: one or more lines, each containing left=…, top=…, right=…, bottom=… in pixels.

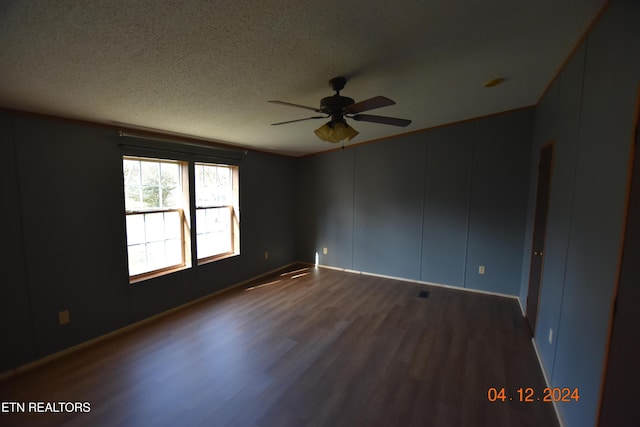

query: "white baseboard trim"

left=518, top=296, right=526, bottom=316
left=531, top=337, right=565, bottom=427
left=0, top=262, right=298, bottom=380
left=316, top=263, right=520, bottom=301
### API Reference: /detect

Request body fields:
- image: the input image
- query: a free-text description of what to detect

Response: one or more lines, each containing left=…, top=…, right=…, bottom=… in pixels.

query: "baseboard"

left=0, top=262, right=297, bottom=380
left=518, top=296, right=526, bottom=316
left=531, top=337, right=565, bottom=427
left=316, top=263, right=520, bottom=301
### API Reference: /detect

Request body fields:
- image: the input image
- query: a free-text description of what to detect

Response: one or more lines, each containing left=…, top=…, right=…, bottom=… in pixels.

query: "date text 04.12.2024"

left=487, top=387, right=580, bottom=402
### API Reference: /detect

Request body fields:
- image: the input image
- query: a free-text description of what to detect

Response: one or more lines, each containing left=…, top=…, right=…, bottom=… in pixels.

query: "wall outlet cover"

left=58, top=310, right=70, bottom=325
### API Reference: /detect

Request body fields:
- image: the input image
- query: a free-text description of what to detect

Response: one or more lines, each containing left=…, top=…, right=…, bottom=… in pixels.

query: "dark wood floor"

left=0, top=265, right=559, bottom=427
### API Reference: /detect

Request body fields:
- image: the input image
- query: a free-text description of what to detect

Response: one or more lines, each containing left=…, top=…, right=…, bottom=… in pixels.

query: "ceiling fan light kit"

left=270, top=77, right=411, bottom=144
left=314, top=120, right=359, bottom=143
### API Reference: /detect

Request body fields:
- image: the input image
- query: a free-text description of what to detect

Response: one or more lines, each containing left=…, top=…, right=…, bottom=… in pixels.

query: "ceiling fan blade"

left=344, top=96, right=396, bottom=114
left=351, top=114, right=412, bottom=127
left=271, top=116, right=326, bottom=125
left=268, top=100, right=321, bottom=113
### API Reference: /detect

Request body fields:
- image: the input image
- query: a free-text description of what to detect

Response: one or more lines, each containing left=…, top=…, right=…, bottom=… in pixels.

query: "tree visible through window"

left=122, top=155, right=240, bottom=282
left=123, top=157, right=188, bottom=279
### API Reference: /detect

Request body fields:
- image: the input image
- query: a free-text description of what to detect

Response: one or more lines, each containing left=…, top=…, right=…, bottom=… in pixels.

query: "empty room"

left=1, top=1, right=638, bottom=426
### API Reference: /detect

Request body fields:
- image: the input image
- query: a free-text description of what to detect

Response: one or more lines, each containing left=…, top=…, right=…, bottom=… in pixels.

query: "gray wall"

left=297, top=108, right=534, bottom=295
left=519, top=1, right=640, bottom=426
left=0, top=112, right=296, bottom=373
left=1, top=113, right=35, bottom=371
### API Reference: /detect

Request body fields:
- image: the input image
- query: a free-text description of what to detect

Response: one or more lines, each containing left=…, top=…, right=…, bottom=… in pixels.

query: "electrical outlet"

left=58, top=310, right=70, bottom=325
left=264, top=251, right=269, bottom=260
left=323, top=247, right=328, bottom=255
left=548, top=328, right=553, bottom=344
left=478, top=265, right=485, bottom=275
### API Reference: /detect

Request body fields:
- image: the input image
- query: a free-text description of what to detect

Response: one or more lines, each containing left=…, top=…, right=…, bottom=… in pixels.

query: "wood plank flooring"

left=0, top=265, right=560, bottom=427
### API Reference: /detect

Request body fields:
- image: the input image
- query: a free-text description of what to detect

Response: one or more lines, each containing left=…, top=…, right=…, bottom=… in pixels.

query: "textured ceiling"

left=0, top=0, right=606, bottom=156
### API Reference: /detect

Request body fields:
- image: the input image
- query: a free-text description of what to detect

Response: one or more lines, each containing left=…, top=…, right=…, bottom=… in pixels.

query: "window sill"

left=197, top=252, right=239, bottom=266
left=129, top=265, right=190, bottom=284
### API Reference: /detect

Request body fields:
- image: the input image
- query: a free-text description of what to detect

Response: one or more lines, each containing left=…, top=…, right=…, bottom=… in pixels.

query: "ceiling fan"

left=269, top=77, right=411, bottom=143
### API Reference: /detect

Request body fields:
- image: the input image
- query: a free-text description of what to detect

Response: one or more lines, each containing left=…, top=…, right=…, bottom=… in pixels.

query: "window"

left=123, top=157, right=190, bottom=281
left=195, top=163, right=240, bottom=263
left=122, top=155, right=240, bottom=282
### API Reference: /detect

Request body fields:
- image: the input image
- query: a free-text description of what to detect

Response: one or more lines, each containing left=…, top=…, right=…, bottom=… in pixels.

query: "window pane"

left=127, top=244, right=147, bottom=276
left=196, top=209, right=209, bottom=233
left=126, top=214, right=145, bottom=245
left=165, top=238, right=183, bottom=265
left=145, top=212, right=165, bottom=242
left=123, top=159, right=141, bottom=187
left=146, top=241, right=166, bottom=270
left=141, top=161, right=160, bottom=208
left=195, top=164, right=232, bottom=207
left=197, top=233, right=212, bottom=259
left=215, top=209, right=232, bottom=253
left=160, top=163, right=180, bottom=208
left=125, top=186, right=142, bottom=210
left=196, top=207, right=232, bottom=259
left=164, top=211, right=181, bottom=239
left=123, top=159, right=142, bottom=210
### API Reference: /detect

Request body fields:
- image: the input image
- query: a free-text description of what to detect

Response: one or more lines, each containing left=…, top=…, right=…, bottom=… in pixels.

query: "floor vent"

left=418, top=290, right=430, bottom=299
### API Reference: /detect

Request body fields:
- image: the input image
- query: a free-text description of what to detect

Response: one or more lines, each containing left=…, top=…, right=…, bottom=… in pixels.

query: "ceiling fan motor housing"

left=320, top=77, right=353, bottom=121
left=320, top=95, right=355, bottom=119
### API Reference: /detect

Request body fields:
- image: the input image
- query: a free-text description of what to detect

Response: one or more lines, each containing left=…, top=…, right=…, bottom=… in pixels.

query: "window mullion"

left=142, top=213, right=149, bottom=273
left=137, top=160, right=143, bottom=210
left=157, top=162, right=161, bottom=208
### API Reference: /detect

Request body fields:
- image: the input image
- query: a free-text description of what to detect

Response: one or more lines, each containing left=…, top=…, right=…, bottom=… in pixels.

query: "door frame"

left=525, top=141, right=554, bottom=336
